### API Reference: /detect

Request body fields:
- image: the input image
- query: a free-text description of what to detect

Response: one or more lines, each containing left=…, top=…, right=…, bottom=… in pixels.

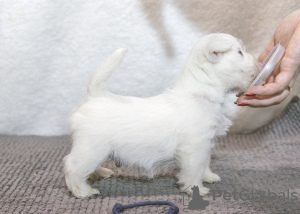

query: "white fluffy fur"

left=64, top=33, right=260, bottom=198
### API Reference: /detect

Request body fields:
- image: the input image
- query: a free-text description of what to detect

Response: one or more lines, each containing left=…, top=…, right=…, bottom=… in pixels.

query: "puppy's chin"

left=235, top=75, right=258, bottom=93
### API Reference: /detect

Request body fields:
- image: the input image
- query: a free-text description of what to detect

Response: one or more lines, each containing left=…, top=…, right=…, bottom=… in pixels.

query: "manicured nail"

left=237, top=103, right=249, bottom=106
left=234, top=101, right=237, bottom=104
left=245, top=93, right=255, bottom=96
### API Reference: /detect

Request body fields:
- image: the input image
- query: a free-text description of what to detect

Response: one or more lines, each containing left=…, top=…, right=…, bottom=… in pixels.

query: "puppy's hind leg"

left=63, top=141, right=111, bottom=198
left=89, top=167, right=114, bottom=181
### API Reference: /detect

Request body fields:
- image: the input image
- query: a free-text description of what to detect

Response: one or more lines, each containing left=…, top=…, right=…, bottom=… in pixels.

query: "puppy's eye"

left=238, top=50, right=243, bottom=56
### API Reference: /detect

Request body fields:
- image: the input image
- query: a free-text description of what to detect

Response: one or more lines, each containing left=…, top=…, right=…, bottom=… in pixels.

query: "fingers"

left=236, top=89, right=290, bottom=107
left=246, top=82, right=286, bottom=97
left=246, top=58, right=296, bottom=96
left=247, top=11, right=300, bottom=107
left=237, top=57, right=297, bottom=107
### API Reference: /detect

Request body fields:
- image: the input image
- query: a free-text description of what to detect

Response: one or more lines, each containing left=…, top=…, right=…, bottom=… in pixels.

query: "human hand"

left=236, top=10, right=300, bottom=107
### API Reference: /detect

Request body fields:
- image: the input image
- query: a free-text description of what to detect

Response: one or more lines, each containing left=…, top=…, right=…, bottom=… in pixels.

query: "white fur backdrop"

left=0, top=0, right=299, bottom=135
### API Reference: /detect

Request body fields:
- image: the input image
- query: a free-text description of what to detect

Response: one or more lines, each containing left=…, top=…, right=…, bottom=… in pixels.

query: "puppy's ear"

left=205, top=39, right=233, bottom=63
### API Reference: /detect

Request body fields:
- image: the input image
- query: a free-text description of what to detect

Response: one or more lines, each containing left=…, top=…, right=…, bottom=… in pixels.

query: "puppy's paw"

left=87, top=188, right=101, bottom=196
left=180, top=185, right=210, bottom=196
left=203, top=172, right=221, bottom=183
left=73, top=187, right=100, bottom=198
left=180, top=186, right=193, bottom=195
left=199, top=186, right=210, bottom=196
left=89, top=167, right=114, bottom=181
left=98, top=167, right=114, bottom=178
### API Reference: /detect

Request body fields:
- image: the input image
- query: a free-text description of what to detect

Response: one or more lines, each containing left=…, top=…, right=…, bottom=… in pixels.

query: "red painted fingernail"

left=237, top=103, right=249, bottom=106
left=245, top=93, right=255, bottom=96
left=234, top=101, right=237, bottom=104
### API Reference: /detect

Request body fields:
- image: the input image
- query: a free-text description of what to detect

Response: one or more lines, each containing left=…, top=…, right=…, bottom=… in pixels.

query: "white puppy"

left=64, top=33, right=260, bottom=198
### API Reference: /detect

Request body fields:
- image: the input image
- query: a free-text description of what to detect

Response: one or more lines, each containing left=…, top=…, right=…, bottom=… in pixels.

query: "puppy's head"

left=191, top=33, right=261, bottom=92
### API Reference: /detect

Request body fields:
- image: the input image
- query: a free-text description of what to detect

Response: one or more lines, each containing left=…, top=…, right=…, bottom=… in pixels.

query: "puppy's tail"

left=88, top=48, right=127, bottom=97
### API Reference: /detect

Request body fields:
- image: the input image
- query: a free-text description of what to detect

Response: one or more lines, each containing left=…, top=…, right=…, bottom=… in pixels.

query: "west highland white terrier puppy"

left=64, top=33, right=261, bottom=198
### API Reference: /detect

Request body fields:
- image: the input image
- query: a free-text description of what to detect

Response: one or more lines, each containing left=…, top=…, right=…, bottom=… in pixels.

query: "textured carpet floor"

left=1, top=100, right=300, bottom=214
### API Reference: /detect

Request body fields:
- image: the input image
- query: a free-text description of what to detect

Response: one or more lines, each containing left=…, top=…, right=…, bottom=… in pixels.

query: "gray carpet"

left=1, top=100, right=300, bottom=214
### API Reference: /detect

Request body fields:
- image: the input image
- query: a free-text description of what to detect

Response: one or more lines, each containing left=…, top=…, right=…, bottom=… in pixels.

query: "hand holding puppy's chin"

left=63, top=33, right=260, bottom=198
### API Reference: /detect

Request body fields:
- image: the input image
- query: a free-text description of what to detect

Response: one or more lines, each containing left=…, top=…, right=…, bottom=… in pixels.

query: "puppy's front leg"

left=203, top=140, right=221, bottom=183
left=176, top=138, right=212, bottom=196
